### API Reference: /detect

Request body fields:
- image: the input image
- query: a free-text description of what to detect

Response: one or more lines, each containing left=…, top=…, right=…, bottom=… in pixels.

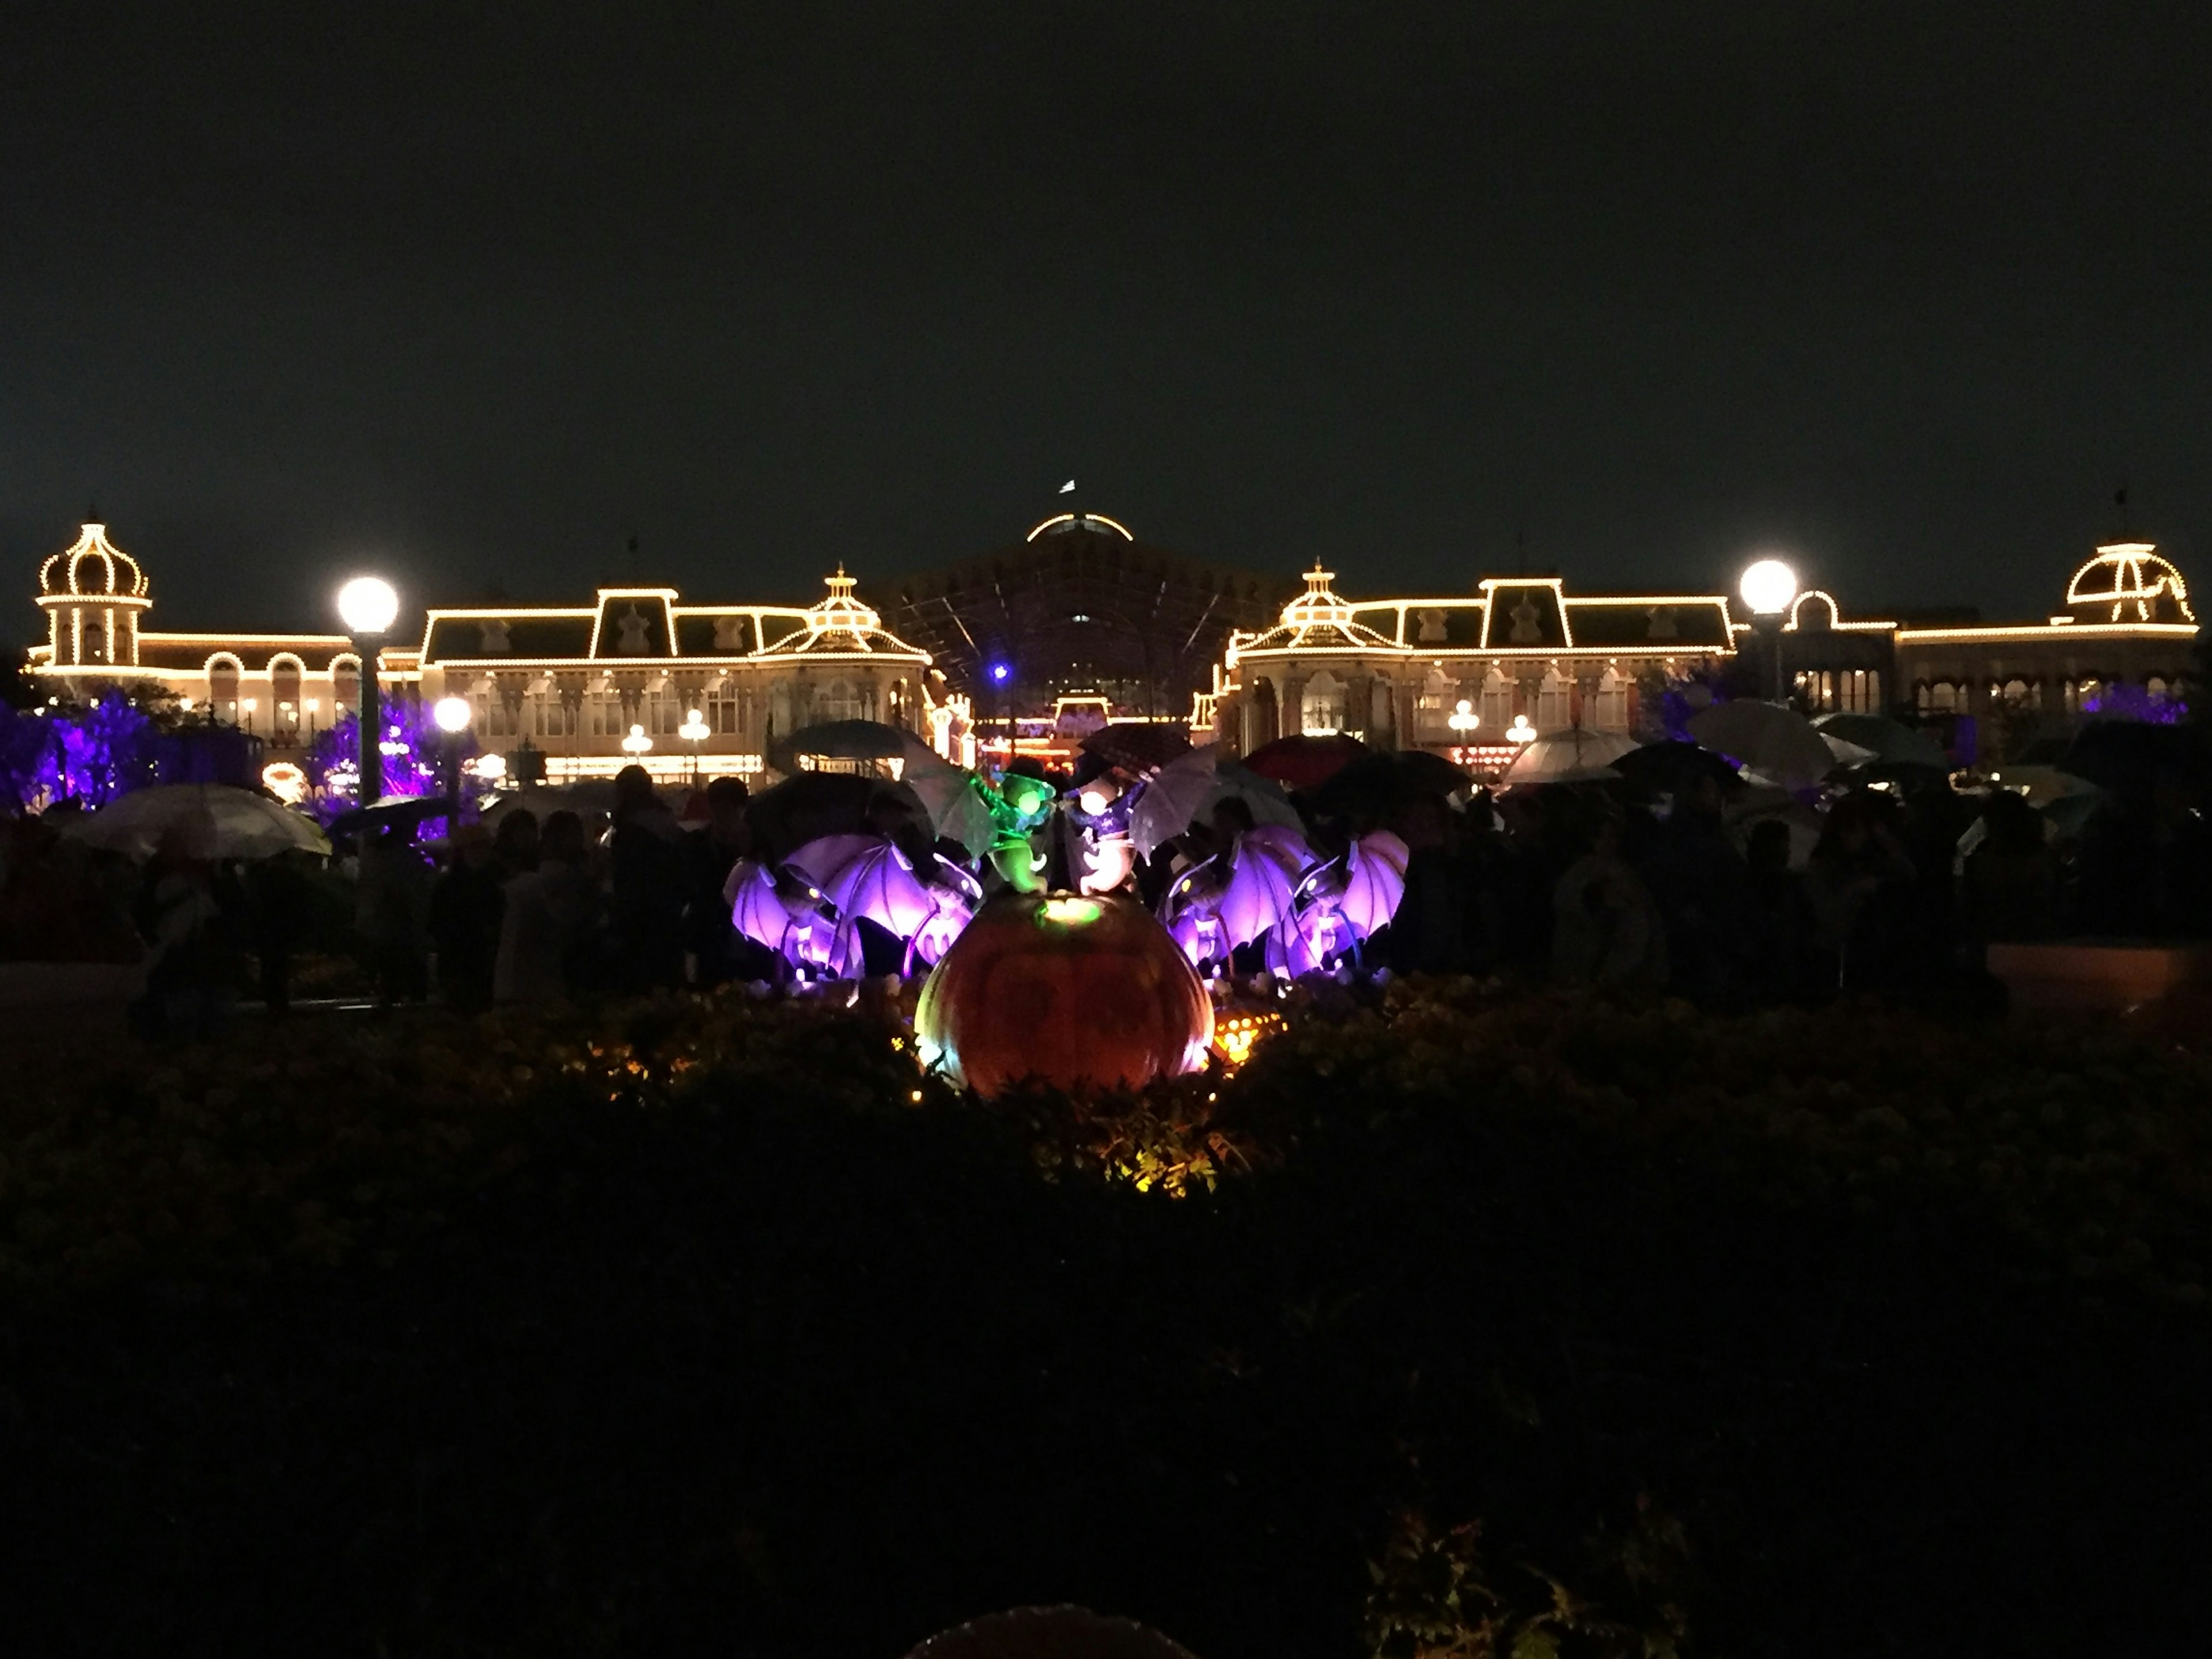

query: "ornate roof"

left=2064, top=543, right=2195, bottom=624
left=37, top=524, right=149, bottom=603
left=1230, top=566, right=1408, bottom=658
left=760, top=570, right=929, bottom=661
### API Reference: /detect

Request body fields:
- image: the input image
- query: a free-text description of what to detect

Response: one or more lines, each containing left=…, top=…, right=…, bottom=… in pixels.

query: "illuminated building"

left=26, top=524, right=942, bottom=785
left=1213, top=565, right=1738, bottom=767
left=25, top=520, right=2198, bottom=780
left=1211, top=543, right=2198, bottom=766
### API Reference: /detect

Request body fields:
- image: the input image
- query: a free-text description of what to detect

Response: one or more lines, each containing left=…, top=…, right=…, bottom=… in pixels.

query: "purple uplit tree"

left=304, top=704, right=478, bottom=822
left=0, top=693, right=160, bottom=812
left=2080, top=683, right=2190, bottom=725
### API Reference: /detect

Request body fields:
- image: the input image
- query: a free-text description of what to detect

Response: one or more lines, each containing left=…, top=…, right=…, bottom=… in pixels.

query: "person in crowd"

left=608, top=765, right=688, bottom=991
left=685, top=777, right=777, bottom=987
left=1961, top=787, right=2057, bottom=947
left=493, top=808, right=541, bottom=879
left=1630, top=769, right=1748, bottom=1009
left=357, top=819, right=433, bottom=1006
left=1803, top=789, right=1919, bottom=995
left=1382, top=790, right=1491, bottom=975
left=427, top=823, right=506, bottom=1012
left=241, top=849, right=315, bottom=1014
left=495, top=808, right=600, bottom=1004
left=1741, top=817, right=1816, bottom=1005
left=131, top=808, right=245, bottom=1041
left=0, top=814, right=139, bottom=964
left=1550, top=813, right=1667, bottom=990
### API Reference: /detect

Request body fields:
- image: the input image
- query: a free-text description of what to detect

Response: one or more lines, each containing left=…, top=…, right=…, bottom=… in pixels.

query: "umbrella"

left=1203, top=762, right=1306, bottom=834
left=2057, top=721, right=2210, bottom=804
left=479, top=782, right=621, bottom=825
left=1689, top=702, right=1846, bottom=791
left=1128, top=745, right=1221, bottom=858
left=1610, top=740, right=1741, bottom=794
left=1308, top=749, right=1471, bottom=819
left=744, top=771, right=881, bottom=857
left=1080, top=722, right=1192, bottom=774
left=1240, top=732, right=1369, bottom=791
left=1813, top=712, right=1950, bottom=771
left=897, top=735, right=999, bottom=858
left=62, top=783, right=330, bottom=861
left=1498, top=726, right=1639, bottom=786
left=1217, top=824, right=1313, bottom=948
left=1988, top=763, right=2102, bottom=810
left=328, top=793, right=456, bottom=835
left=777, top=718, right=910, bottom=762
left=1337, top=829, right=1410, bottom=935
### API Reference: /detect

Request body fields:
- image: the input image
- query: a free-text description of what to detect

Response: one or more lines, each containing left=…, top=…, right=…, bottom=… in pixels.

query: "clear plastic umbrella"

left=60, top=783, right=329, bottom=861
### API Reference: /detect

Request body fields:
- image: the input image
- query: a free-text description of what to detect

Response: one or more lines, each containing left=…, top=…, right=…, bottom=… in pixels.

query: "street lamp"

left=622, top=722, right=654, bottom=759
left=1738, top=558, right=1800, bottom=702
left=679, top=707, right=711, bottom=783
left=434, top=694, right=472, bottom=829
left=336, top=576, right=400, bottom=805
left=1446, top=697, right=1480, bottom=764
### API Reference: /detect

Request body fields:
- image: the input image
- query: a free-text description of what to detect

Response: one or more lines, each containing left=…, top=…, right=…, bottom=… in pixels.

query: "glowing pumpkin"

left=915, top=892, right=1214, bottom=1096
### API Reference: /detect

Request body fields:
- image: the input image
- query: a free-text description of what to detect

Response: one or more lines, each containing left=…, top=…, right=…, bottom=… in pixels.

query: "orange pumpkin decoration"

left=915, top=892, right=1214, bottom=1096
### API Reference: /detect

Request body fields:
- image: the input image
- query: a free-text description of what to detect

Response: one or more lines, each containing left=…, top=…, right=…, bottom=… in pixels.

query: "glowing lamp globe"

left=1738, top=558, right=1799, bottom=617
left=433, top=695, right=473, bottom=734
left=336, top=575, right=400, bottom=635
left=915, top=892, right=1214, bottom=1097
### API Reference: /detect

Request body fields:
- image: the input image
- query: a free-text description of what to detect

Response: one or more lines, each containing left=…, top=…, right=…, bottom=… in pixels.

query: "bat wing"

left=822, top=842, right=938, bottom=940
left=1218, top=839, right=1301, bottom=948
left=726, top=859, right=793, bottom=953
left=1338, top=831, right=1410, bottom=937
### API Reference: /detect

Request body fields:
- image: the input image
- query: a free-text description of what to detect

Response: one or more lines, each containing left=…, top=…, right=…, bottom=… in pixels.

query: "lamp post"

left=679, top=707, right=711, bottom=784
left=1738, top=558, right=1800, bottom=703
left=1446, top=697, right=1480, bottom=763
left=336, top=576, right=400, bottom=806
left=622, top=723, right=654, bottom=764
left=433, top=695, right=473, bottom=829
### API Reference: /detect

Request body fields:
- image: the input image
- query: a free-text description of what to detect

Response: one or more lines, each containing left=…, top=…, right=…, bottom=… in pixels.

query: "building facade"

left=26, top=520, right=2200, bottom=782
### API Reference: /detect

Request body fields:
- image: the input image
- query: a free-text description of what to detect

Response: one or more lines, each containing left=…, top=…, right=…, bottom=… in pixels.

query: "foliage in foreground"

left=1, top=984, right=2209, bottom=1656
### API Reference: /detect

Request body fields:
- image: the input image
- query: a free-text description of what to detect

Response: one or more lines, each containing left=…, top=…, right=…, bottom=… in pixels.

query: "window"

left=271, top=660, right=302, bottom=736
left=1592, top=666, right=1628, bottom=732
left=1301, top=670, right=1347, bottom=735
left=1535, top=665, right=1571, bottom=733
left=208, top=659, right=242, bottom=724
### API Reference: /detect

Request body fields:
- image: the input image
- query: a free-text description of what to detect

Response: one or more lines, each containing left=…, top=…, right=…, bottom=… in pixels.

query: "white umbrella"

left=1690, top=702, right=1851, bottom=791
left=60, top=783, right=329, bottom=861
left=896, top=735, right=998, bottom=858
left=1498, top=726, right=1638, bottom=786
left=1813, top=711, right=1949, bottom=770
left=1129, top=745, right=1221, bottom=857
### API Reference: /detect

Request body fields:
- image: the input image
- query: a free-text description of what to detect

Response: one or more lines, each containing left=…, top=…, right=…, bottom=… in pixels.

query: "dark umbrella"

left=1612, top=740, right=1741, bottom=793
left=1241, top=732, right=1369, bottom=791
left=1079, top=721, right=1192, bottom=774
left=2058, top=721, right=2210, bottom=805
left=1309, top=749, right=1471, bottom=818
left=744, top=771, right=884, bottom=859
left=328, top=794, right=452, bottom=835
left=770, top=718, right=910, bottom=772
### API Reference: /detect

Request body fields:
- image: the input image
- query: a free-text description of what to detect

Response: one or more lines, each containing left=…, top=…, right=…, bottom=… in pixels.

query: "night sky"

left=4, top=3, right=2208, bottom=640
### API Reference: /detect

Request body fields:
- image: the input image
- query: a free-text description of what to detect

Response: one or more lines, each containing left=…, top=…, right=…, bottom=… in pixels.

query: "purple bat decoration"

left=1338, top=830, right=1408, bottom=938
left=1216, top=825, right=1312, bottom=949
left=725, top=859, right=793, bottom=956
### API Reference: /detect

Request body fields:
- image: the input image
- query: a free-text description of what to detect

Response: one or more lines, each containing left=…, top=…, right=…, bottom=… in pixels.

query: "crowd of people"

left=2, top=731, right=2207, bottom=1035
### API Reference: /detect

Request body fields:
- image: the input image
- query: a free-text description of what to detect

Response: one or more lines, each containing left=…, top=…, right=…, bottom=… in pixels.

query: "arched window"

left=2147, top=676, right=2169, bottom=702
left=271, top=658, right=304, bottom=737
left=1535, top=665, right=1572, bottom=733
left=1592, top=666, right=1629, bottom=732
left=207, top=657, right=243, bottom=724
left=332, top=655, right=361, bottom=717
left=1479, top=665, right=1513, bottom=733
left=709, top=677, right=743, bottom=735
left=1931, top=682, right=1958, bottom=714
left=817, top=679, right=863, bottom=724
left=1301, top=670, right=1347, bottom=735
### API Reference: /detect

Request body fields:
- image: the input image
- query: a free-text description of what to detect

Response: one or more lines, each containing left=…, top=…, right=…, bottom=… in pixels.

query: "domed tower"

left=2063, top=543, right=2195, bottom=625
left=36, top=523, right=150, bottom=669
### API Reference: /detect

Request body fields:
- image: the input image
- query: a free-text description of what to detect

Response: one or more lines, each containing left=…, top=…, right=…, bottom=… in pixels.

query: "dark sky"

left=4, top=2, right=2209, bottom=641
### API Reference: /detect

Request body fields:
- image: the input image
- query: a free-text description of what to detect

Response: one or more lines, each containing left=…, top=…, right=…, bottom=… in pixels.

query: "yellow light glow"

left=260, top=762, right=308, bottom=805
